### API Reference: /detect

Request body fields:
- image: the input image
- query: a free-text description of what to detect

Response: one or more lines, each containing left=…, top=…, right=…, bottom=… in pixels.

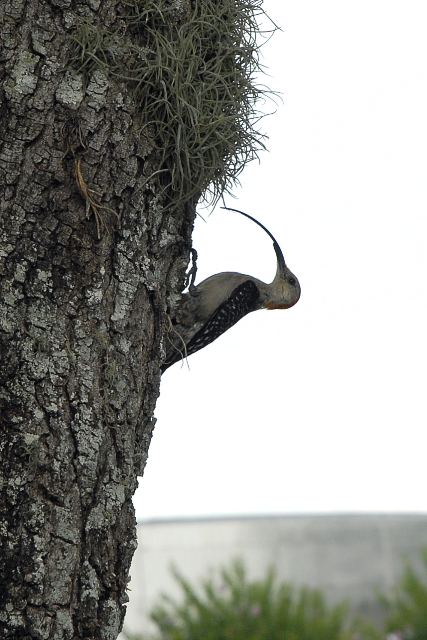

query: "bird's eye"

left=288, top=277, right=296, bottom=286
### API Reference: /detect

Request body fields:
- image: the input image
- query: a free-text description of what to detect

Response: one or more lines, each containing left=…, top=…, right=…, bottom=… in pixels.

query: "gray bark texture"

left=0, top=0, right=195, bottom=638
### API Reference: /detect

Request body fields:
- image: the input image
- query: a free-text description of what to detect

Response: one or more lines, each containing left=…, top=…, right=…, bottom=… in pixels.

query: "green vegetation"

left=126, top=559, right=354, bottom=640
left=123, top=550, right=427, bottom=640
left=380, top=547, right=427, bottom=639
left=71, top=0, right=276, bottom=208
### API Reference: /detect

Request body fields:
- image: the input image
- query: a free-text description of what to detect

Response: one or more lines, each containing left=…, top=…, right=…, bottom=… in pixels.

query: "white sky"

left=134, top=0, right=427, bottom=521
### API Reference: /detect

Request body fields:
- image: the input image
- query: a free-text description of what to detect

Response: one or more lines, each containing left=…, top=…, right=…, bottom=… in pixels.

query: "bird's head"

left=221, top=207, right=301, bottom=310
left=266, top=263, right=301, bottom=309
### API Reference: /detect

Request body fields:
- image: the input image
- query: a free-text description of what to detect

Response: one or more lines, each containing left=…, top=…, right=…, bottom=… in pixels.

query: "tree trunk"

left=0, top=0, right=266, bottom=636
left=0, top=1, right=194, bottom=638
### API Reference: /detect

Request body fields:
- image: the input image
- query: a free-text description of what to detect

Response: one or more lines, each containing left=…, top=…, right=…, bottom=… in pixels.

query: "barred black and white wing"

left=162, top=280, right=260, bottom=371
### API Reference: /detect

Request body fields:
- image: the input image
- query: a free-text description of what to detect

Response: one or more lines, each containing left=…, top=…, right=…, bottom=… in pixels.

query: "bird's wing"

left=162, top=280, right=260, bottom=372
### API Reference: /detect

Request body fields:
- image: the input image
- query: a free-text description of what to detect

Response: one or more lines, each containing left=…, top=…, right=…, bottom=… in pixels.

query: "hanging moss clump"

left=71, top=0, right=276, bottom=208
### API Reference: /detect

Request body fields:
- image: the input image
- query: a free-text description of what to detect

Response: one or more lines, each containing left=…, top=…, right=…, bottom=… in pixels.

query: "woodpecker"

left=162, top=208, right=300, bottom=372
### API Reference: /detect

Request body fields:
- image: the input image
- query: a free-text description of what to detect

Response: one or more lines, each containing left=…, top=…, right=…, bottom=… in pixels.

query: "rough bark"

left=0, top=1, right=194, bottom=638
